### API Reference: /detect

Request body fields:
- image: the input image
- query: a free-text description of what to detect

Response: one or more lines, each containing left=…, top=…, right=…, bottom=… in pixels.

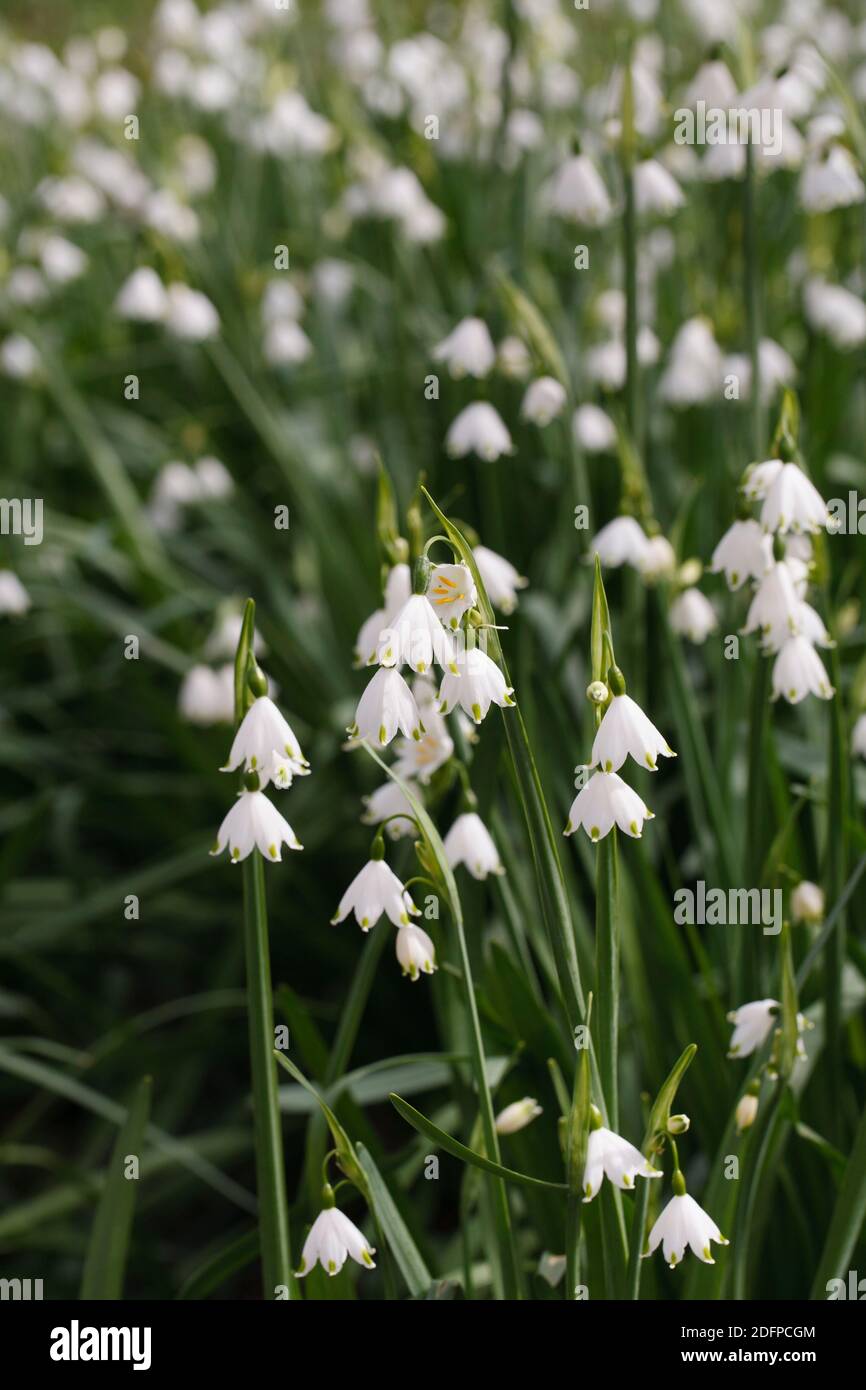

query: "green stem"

left=824, top=642, right=848, bottom=1140
left=595, top=832, right=619, bottom=1129
left=626, top=1176, right=650, bottom=1299
left=743, top=142, right=763, bottom=457
left=623, top=165, right=640, bottom=449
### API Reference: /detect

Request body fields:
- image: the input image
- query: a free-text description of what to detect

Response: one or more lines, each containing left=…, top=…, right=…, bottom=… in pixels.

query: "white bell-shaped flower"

left=643, top=1190, right=729, bottom=1268
left=354, top=563, right=412, bottom=666
left=572, top=403, right=617, bottom=453
left=332, top=854, right=420, bottom=930
left=432, top=316, right=496, bottom=379
left=710, top=519, right=771, bottom=590
left=633, top=158, right=685, bottom=217
left=361, top=781, right=418, bottom=839
left=638, top=535, right=677, bottom=583
left=437, top=646, right=515, bottom=724
left=520, top=376, right=567, bottom=426
left=377, top=593, right=457, bottom=674
left=670, top=588, right=718, bottom=644
left=543, top=153, right=612, bottom=225
left=445, top=402, right=513, bottom=461
left=426, top=563, right=477, bottom=629
left=395, top=923, right=437, bottom=980
left=564, top=771, right=653, bottom=841
left=741, top=458, right=783, bottom=500
left=348, top=667, right=423, bottom=746
left=296, top=1204, right=376, bottom=1277
left=473, top=546, right=527, bottom=614
left=797, top=602, right=833, bottom=649
left=443, top=811, right=504, bottom=879
left=222, top=695, right=309, bottom=787
left=0, top=570, right=31, bottom=615
left=591, top=692, right=675, bottom=773
left=211, top=790, right=302, bottom=863
left=771, top=635, right=834, bottom=703
left=760, top=461, right=829, bottom=535
left=791, top=880, right=824, bottom=924
left=591, top=516, right=649, bottom=569
left=582, top=1123, right=662, bottom=1202
left=743, top=562, right=801, bottom=652
left=726, top=998, right=778, bottom=1057
left=495, top=1098, right=542, bottom=1135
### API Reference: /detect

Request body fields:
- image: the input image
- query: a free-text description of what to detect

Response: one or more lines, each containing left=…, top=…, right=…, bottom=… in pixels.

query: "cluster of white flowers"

left=148, top=455, right=233, bottom=533
left=712, top=456, right=834, bottom=703
left=565, top=667, right=674, bottom=843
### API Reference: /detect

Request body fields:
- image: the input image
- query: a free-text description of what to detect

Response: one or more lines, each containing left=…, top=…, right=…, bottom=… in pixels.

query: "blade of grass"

left=79, top=1075, right=151, bottom=1299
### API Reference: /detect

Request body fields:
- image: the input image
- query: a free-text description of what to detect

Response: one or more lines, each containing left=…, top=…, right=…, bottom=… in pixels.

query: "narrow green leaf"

left=354, top=1142, right=432, bottom=1297
left=390, top=1094, right=566, bottom=1191
left=80, top=1076, right=151, bottom=1300
left=811, top=1098, right=866, bottom=1296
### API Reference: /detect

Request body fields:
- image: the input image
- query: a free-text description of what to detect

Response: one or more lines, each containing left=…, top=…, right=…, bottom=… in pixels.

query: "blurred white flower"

left=39, top=234, right=87, bottom=284
left=803, top=277, right=866, bottom=350
left=670, top=588, right=718, bottom=643
left=521, top=376, right=567, bottom=426
left=179, top=664, right=234, bottom=725
left=852, top=712, right=866, bottom=759
left=711, top=519, right=771, bottom=590
left=495, top=1098, right=542, bottom=1135
left=791, top=880, right=824, bottom=925
left=297, top=1205, right=375, bottom=1277
left=572, top=403, right=617, bottom=453
left=659, top=317, right=724, bottom=406
left=263, top=319, right=313, bottom=366
left=437, top=646, right=515, bottom=723
left=115, top=267, right=169, bottom=322
left=443, top=812, right=504, bottom=879
left=395, top=923, right=437, bottom=980
left=543, top=152, right=612, bottom=225
left=445, top=402, right=513, bottom=461
left=473, top=546, right=527, bottom=613
left=743, top=562, right=801, bottom=651
left=741, top=458, right=783, bottom=501
left=799, top=145, right=865, bottom=213
left=633, top=158, right=685, bottom=216
left=355, top=563, right=412, bottom=667
left=349, top=666, right=423, bottom=746
left=564, top=770, right=653, bottom=841
left=195, top=456, right=233, bottom=500
left=591, top=693, right=675, bottom=773
left=211, top=790, right=302, bottom=862
left=165, top=283, right=219, bottom=340
left=332, top=855, right=419, bottom=929
left=433, top=317, right=496, bottom=379
left=0, top=570, right=31, bottom=615
left=771, top=634, right=834, bottom=703
left=0, top=334, right=41, bottom=379
left=592, top=516, right=649, bottom=569
left=94, top=66, right=140, bottom=120
left=361, top=781, right=417, bottom=838
left=760, top=462, right=829, bottom=535
left=497, top=335, right=532, bottom=379
left=638, top=535, right=677, bottom=583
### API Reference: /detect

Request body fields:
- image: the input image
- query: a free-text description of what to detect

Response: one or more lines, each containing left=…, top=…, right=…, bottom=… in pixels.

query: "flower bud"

left=666, top=1113, right=690, bottom=1135
left=736, top=1089, right=759, bottom=1134
left=586, top=679, right=609, bottom=705
left=678, top=557, right=703, bottom=587
left=495, top=1097, right=542, bottom=1135
left=791, top=880, right=824, bottom=926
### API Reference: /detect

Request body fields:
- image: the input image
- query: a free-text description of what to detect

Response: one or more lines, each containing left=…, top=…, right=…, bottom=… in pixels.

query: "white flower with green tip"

left=564, top=771, right=653, bottom=842
left=443, top=811, right=504, bottom=879
left=211, top=790, right=302, bottom=863
left=348, top=666, right=423, bottom=746
left=591, top=685, right=675, bottom=774
left=332, top=854, right=419, bottom=931
left=395, top=923, right=437, bottom=980
left=296, top=1203, right=376, bottom=1278
left=222, top=695, right=309, bottom=787
left=437, top=646, right=515, bottom=724
left=643, top=1185, right=729, bottom=1269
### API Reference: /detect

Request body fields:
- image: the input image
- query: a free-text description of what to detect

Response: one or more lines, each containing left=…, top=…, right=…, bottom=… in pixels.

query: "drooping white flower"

left=263, top=319, right=313, bottom=366
left=473, top=546, right=527, bottom=614
left=115, top=266, right=168, bottom=321
left=432, top=316, right=496, bottom=378
left=658, top=317, right=724, bottom=406
left=710, top=519, right=771, bottom=590
left=297, top=1206, right=375, bottom=1277
left=572, top=403, right=617, bottom=453
left=803, top=277, right=866, bottom=351
left=591, top=516, right=649, bottom=569
left=332, top=855, right=419, bottom=930
left=349, top=667, right=423, bottom=746
left=797, top=601, right=833, bottom=649
left=495, top=1098, right=542, bottom=1135
left=791, top=880, right=824, bottom=925
left=179, top=664, right=234, bottom=725
left=211, top=790, right=302, bottom=862
left=643, top=1192, right=729, bottom=1269
left=582, top=1125, right=662, bottom=1201
left=437, top=646, right=515, bottom=724
left=361, top=781, right=418, bottom=839
left=799, top=145, right=865, bottom=213
left=591, top=693, right=675, bottom=773
left=443, top=812, right=504, bottom=879
left=40, top=234, right=87, bottom=283
left=670, top=588, right=718, bottom=643
left=392, top=678, right=454, bottom=782
left=222, top=695, right=309, bottom=788
left=771, top=635, right=834, bottom=703
left=425, top=563, right=476, bottom=629
left=852, top=712, right=866, bottom=759
left=743, top=562, right=801, bottom=652
left=633, top=158, right=685, bottom=216
left=564, top=771, right=653, bottom=841
left=521, top=376, right=567, bottom=426
left=445, top=402, right=513, bottom=461
left=726, top=998, right=779, bottom=1058
left=741, top=458, right=783, bottom=501
left=0, top=333, right=41, bottom=379
left=0, top=570, right=31, bottom=615
left=543, top=153, right=612, bottom=225
left=354, top=563, right=412, bottom=667
left=497, top=335, right=532, bottom=379
left=395, top=923, right=437, bottom=980
left=759, top=461, right=829, bottom=535
left=377, top=593, right=457, bottom=674
left=164, top=283, right=219, bottom=341
left=638, top=535, right=677, bottom=583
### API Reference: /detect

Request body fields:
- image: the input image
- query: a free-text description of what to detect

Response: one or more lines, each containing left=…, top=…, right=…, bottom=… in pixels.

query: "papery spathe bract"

left=296, top=1206, right=375, bottom=1277
left=643, top=1192, right=729, bottom=1268
left=771, top=634, right=834, bottom=703
left=395, top=923, right=437, bottom=980
left=591, top=693, right=675, bottom=773
left=437, top=646, right=515, bottom=724
left=582, top=1125, right=662, bottom=1201
left=710, top=519, right=771, bottom=590
left=349, top=666, right=423, bottom=746
left=332, top=856, right=420, bottom=930
left=443, top=811, right=504, bottom=879
left=564, top=771, right=653, bottom=841
left=472, top=546, right=527, bottom=614
left=222, top=695, right=309, bottom=787
left=211, top=790, right=302, bottom=863
left=425, top=563, right=476, bottom=629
